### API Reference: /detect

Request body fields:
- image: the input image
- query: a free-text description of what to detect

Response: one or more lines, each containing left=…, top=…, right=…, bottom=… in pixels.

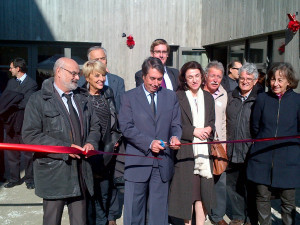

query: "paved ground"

left=0, top=178, right=299, bottom=225
left=0, top=157, right=299, bottom=225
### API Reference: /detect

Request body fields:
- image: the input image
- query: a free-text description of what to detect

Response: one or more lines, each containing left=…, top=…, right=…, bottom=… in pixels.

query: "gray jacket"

left=226, top=86, right=258, bottom=163
left=22, top=77, right=101, bottom=199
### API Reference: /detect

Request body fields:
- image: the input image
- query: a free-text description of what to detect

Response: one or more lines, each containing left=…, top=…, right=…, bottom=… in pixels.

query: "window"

left=229, top=44, right=244, bottom=63
left=249, top=38, right=268, bottom=64
left=179, top=48, right=208, bottom=69
left=272, top=36, right=285, bottom=63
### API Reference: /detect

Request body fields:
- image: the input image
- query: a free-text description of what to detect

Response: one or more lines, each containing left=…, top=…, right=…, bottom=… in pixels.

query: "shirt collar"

left=17, top=73, right=27, bottom=83
left=239, top=90, right=252, bottom=101
left=142, top=83, right=157, bottom=96
left=53, top=82, right=73, bottom=97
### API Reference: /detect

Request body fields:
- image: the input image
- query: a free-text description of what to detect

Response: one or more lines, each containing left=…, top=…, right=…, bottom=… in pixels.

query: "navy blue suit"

left=119, top=85, right=181, bottom=225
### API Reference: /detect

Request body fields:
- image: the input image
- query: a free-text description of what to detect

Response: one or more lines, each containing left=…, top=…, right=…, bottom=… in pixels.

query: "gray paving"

left=0, top=177, right=299, bottom=224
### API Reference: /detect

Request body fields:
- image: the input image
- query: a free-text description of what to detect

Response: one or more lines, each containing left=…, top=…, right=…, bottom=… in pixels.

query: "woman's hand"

left=193, top=126, right=212, bottom=140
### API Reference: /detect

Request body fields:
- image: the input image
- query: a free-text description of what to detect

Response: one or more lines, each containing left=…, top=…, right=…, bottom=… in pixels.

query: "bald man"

left=22, top=57, right=101, bottom=225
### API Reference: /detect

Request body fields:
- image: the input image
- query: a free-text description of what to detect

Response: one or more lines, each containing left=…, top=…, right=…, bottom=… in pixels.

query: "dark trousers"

left=87, top=177, right=113, bottom=225
left=256, top=184, right=296, bottom=225
left=43, top=195, right=86, bottom=225
left=108, top=184, right=124, bottom=221
left=210, top=172, right=227, bottom=223
left=6, top=134, right=33, bottom=183
left=226, top=163, right=256, bottom=224
left=124, top=167, right=169, bottom=225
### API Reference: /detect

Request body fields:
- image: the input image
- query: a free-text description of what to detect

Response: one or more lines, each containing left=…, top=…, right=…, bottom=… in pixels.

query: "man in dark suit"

left=0, top=58, right=38, bottom=189
left=119, top=57, right=182, bottom=225
left=22, top=57, right=100, bottom=225
left=87, top=46, right=125, bottom=113
left=135, top=39, right=179, bottom=91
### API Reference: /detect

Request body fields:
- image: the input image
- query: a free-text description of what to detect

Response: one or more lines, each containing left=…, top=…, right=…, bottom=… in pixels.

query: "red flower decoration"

left=278, top=43, right=285, bottom=55
left=126, top=35, right=135, bottom=49
left=287, top=14, right=300, bottom=33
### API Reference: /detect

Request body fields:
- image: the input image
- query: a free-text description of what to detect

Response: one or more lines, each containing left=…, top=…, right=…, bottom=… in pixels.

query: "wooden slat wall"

left=202, top=0, right=299, bottom=45
left=202, top=0, right=299, bottom=93
left=0, top=0, right=203, bottom=90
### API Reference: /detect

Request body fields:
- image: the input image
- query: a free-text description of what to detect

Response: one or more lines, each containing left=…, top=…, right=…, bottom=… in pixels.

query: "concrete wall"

left=0, top=0, right=203, bottom=90
left=202, top=0, right=300, bottom=92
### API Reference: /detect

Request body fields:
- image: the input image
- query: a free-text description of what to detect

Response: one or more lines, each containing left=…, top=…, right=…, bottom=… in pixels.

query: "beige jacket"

left=214, top=85, right=227, bottom=141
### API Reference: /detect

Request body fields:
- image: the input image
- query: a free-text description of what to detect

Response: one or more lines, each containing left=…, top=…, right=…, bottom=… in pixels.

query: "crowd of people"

left=0, top=38, right=299, bottom=225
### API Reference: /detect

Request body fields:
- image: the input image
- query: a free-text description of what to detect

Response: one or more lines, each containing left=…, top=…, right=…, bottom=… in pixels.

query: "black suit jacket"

left=135, top=67, right=179, bottom=91
left=1, top=75, right=38, bottom=134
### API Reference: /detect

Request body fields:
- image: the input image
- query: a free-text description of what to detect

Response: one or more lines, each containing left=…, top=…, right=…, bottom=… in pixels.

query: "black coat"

left=22, top=77, right=101, bottom=199
left=226, top=86, right=258, bottom=163
left=168, top=89, right=215, bottom=220
left=247, top=90, right=300, bottom=188
left=0, top=90, right=24, bottom=134
left=0, top=76, right=38, bottom=135
left=135, top=67, right=179, bottom=91
left=81, top=85, right=122, bottom=176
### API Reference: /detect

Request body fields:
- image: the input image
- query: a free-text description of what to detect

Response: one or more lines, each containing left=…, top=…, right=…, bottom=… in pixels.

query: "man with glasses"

left=0, top=57, right=38, bottom=189
left=221, top=61, right=242, bottom=92
left=226, top=63, right=258, bottom=225
left=22, top=57, right=101, bottom=225
left=135, top=39, right=179, bottom=91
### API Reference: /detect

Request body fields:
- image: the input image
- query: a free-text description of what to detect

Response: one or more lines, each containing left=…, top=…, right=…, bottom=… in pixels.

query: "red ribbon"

left=287, top=13, right=300, bottom=33
left=0, top=143, right=160, bottom=159
left=177, top=135, right=300, bottom=146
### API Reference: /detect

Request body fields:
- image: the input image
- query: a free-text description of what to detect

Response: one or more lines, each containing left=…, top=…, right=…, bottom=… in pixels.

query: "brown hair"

left=150, top=39, right=170, bottom=54
left=266, top=62, right=299, bottom=89
left=178, top=61, right=205, bottom=91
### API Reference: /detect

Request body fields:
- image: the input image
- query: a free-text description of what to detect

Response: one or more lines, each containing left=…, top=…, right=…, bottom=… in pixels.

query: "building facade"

left=0, top=0, right=299, bottom=92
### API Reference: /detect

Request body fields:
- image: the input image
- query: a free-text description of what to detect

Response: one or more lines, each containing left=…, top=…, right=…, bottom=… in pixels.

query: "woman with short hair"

left=247, top=62, right=300, bottom=225
left=82, top=60, right=121, bottom=225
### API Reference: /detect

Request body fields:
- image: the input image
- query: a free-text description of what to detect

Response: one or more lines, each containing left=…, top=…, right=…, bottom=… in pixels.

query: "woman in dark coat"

left=82, top=60, right=122, bottom=225
left=168, top=61, right=215, bottom=225
left=247, top=62, right=300, bottom=225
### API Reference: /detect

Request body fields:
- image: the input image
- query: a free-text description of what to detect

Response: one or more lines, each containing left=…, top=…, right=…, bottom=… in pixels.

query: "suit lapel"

left=136, top=85, right=155, bottom=121
left=177, top=90, right=193, bottom=124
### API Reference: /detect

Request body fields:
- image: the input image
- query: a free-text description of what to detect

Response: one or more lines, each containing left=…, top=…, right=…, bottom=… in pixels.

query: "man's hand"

left=70, top=144, right=83, bottom=159
left=151, top=140, right=166, bottom=153
left=82, top=143, right=95, bottom=157
left=169, top=136, right=181, bottom=150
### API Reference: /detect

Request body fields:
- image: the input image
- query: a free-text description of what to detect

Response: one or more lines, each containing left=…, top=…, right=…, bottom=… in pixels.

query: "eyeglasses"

left=61, top=67, right=80, bottom=77
left=232, top=67, right=241, bottom=70
left=239, top=77, right=256, bottom=82
left=152, top=50, right=168, bottom=55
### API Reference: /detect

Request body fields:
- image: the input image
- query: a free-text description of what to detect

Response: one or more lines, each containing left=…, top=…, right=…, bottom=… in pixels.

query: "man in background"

left=0, top=58, right=38, bottom=189
left=135, top=39, right=179, bottom=91
left=221, top=61, right=242, bottom=92
left=87, top=46, right=125, bottom=113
